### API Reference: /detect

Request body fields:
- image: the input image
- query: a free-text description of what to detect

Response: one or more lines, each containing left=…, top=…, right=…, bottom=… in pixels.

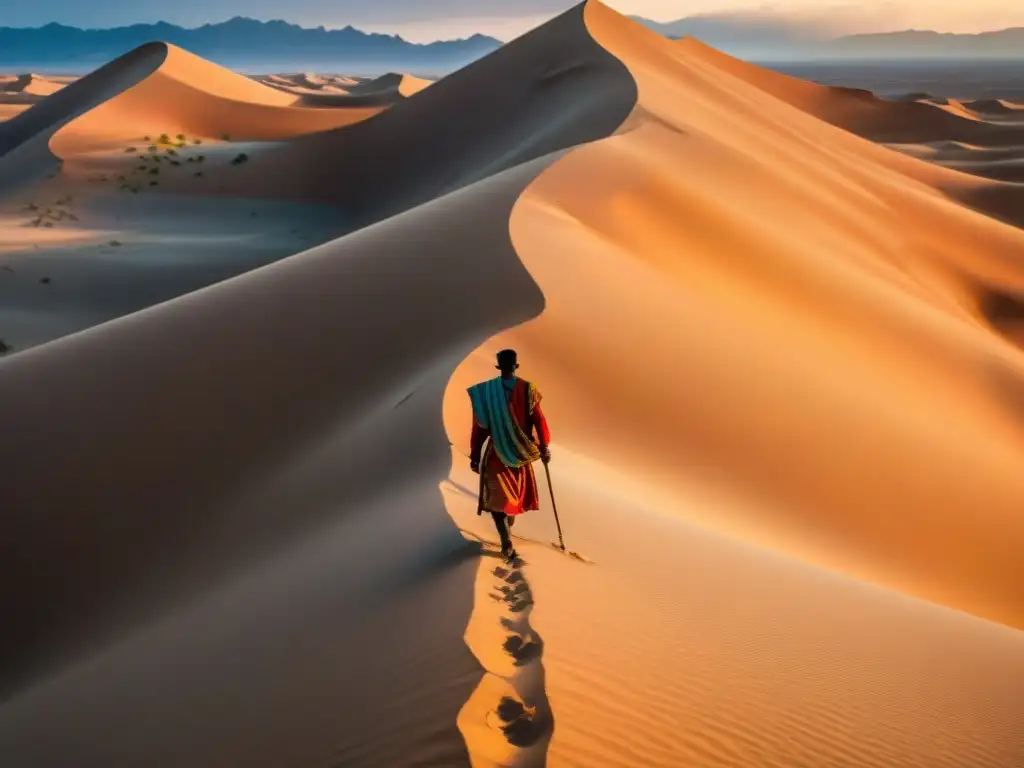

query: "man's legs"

left=490, top=511, right=513, bottom=553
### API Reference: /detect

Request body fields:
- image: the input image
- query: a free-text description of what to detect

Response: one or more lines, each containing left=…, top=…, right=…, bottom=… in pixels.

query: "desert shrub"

left=221, top=133, right=231, bottom=141
left=148, top=145, right=157, bottom=152
left=170, top=160, right=181, bottom=166
left=40, top=277, right=51, bottom=284
left=149, top=168, right=159, bottom=176
left=196, top=155, right=205, bottom=163
left=176, top=133, right=185, bottom=140
left=125, top=147, right=136, bottom=153
left=158, top=133, right=170, bottom=143
left=149, top=181, right=159, bottom=186
left=193, top=138, right=202, bottom=145
left=0, top=338, right=11, bottom=355
left=194, top=171, right=204, bottom=178
left=231, top=153, right=249, bottom=165
left=165, top=149, right=178, bottom=156
left=109, top=240, right=122, bottom=247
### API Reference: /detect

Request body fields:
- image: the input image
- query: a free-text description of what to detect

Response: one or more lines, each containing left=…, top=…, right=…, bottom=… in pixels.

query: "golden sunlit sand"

left=0, top=3, right=1022, bottom=767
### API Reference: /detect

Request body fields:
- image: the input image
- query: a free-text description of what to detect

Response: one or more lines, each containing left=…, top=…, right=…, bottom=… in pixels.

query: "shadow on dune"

left=0, top=153, right=549, bottom=768
left=0, top=2, right=637, bottom=764
left=952, top=183, right=1024, bottom=230
left=490, top=563, right=554, bottom=754
left=240, top=4, right=640, bottom=227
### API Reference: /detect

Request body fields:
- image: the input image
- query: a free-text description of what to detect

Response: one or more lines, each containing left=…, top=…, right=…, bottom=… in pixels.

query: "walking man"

left=469, top=349, right=551, bottom=561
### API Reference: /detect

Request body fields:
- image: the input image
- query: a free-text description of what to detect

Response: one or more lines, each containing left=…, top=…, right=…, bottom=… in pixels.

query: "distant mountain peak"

left=632, top=14, right=1024, bottom=59
left=0, top=19, right=503, bottom=73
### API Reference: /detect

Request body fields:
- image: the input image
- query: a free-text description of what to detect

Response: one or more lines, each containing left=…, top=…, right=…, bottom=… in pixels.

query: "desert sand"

left=252, top=71, right=433, bottom=107
left=0, top=3, right=1023, bottom=767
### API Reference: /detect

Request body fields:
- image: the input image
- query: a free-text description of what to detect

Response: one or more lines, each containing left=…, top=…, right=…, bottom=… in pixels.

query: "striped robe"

left=469, top=377, right=551, bottom=516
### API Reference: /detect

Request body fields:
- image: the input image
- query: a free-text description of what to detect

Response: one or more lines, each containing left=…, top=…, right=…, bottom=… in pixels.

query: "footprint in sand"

left=494, top=696, right=545, bottom=748
left=483, top=562, right=554, bottom=750
left=503, top=632, right=543, bottom=666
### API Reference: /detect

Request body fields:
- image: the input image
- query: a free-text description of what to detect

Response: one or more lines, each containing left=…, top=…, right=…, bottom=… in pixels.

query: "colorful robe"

left=469, top=377, right=551, bottom=516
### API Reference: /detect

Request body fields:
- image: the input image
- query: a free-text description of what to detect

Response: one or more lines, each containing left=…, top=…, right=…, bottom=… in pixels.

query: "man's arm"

left=531, top=402, right=552, bottom=463
left=470, top=420, right=489, bottom=473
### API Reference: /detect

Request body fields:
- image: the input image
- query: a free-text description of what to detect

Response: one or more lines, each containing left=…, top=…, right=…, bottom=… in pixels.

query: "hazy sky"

left=6, top=1, right=1024, bottom=41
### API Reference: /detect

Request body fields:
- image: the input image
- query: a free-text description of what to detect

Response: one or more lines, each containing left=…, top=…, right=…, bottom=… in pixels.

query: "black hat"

left=495, top=349, right=519, bottom=371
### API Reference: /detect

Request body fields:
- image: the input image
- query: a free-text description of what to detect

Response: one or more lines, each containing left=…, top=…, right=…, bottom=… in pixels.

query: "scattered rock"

left=109, top=240, right=122, bottom=247
left=231, top=153, right=249, bottom=165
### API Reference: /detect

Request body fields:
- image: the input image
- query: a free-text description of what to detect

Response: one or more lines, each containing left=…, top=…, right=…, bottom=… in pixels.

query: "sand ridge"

left=0, top=2, right=1023, bottom=767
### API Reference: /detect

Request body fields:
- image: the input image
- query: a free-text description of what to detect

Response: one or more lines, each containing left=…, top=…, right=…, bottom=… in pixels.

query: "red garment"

left=470, top=378, right=550, bottom=516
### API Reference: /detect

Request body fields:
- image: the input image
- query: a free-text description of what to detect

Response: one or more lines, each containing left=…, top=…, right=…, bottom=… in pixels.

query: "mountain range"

left=3, top=15, right=1024, bottom=73
left=632, top=15, right=1024, bottom=60
left=0, top=18, right=502, bottom=73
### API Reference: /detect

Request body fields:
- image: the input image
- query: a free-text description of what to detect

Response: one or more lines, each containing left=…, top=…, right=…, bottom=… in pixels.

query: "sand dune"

left=0, top=74, right=65, bottom=104
left=222, top=10, right=636, bottom=222
left=0, top=47, right=414, bottom=353
left=49, top=44, right=382, bottom=155
left=674, top=38, right=1024, bottom=146
left=969, top=98, right=1024, bottom=115
left=0, top=2, right=1023, bottom=767
left=0, top=43, right=382, bottom=181
left=254, top=71, right=433, bottom=108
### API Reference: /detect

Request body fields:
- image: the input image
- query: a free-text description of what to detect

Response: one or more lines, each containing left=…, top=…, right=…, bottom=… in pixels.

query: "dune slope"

left=231, top=11, right=638, bottom=225
left=0, top=6, right=637, bottom=765
left=1, top=3, right=1023, bottom=768
left=476, top=1, right=1024, bottom=630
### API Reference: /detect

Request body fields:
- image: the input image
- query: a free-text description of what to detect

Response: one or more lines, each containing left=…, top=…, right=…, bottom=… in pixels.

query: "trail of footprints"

left=488, top=563, right=554, bottom=755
